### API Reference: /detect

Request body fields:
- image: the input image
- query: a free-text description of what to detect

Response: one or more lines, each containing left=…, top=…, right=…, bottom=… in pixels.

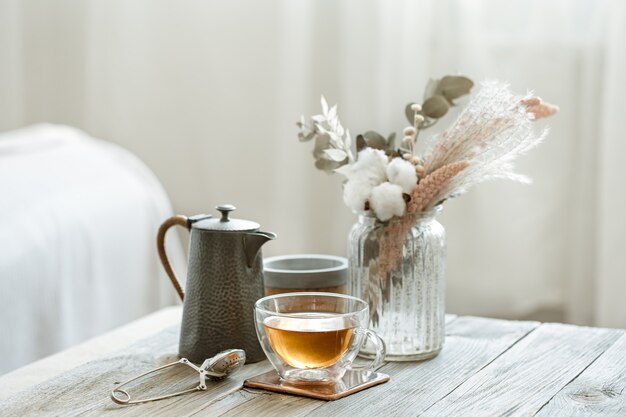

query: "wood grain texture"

left=197, top=316, right=538, bottom=416
left=0, top=324, right=272, bottom=417
left=0, top=306, right=182, bottom=402
left=421, top=323, right=624, bottom=417
left=2, top=311, right=623, bottom=417
left=535, top=332, right=626, bottom=416
left=0, top=314, right=458, bottom=417
left=1, top=325, right=178, bottom=417
left=207, top=390, right=321, bottom=417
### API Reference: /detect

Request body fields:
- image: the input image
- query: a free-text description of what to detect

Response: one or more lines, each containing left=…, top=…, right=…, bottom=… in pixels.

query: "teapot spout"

left=244, top=231, right=277, bottom=267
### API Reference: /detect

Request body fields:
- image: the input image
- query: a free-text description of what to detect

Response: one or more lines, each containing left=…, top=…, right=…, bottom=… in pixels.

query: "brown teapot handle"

left=157, top=215, right=190, bottom=301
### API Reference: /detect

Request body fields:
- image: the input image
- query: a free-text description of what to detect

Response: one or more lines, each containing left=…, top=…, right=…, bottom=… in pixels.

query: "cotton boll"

left=349, top=148, right=388, bottom=184
left=386, top=157, right=417, bottom=193
left=343, top=179, right=373, bottom=212
left=369, top=182, right=406, bottom=221
left=356, top=148, right=388, bottom=169
left=342, top=148, right=390, bottom=212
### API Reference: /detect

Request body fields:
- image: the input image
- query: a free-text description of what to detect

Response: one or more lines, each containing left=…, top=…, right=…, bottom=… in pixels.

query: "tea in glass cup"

left=255, top=292, right=385, bottom=384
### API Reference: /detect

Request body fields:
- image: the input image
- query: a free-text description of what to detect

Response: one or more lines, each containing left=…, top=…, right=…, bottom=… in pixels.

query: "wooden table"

left=1, top=306, right=625, bottom=416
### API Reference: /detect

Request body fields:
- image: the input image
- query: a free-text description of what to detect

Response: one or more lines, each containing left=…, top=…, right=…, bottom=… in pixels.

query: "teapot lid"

left=192, top=204, right=260, bottom=232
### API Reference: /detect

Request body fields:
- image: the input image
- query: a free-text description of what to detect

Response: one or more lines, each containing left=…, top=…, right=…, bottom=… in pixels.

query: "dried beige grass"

left=421, top=81, right=552, bottom=204
left=408, top=161, right=470, bottom=212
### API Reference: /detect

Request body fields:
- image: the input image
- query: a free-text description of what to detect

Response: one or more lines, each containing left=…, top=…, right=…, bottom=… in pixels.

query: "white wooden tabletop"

left=1, top=306, right=625, bottom=416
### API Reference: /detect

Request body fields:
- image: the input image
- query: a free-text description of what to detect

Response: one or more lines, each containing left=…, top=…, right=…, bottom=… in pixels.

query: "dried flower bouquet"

left=297, top=77, right=558, bottom=276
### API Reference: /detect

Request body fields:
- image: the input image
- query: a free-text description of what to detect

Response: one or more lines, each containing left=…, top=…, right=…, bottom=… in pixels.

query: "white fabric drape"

left=0, top=125, right=184, bottom=373
left=1, top=0, right=625, bottom=327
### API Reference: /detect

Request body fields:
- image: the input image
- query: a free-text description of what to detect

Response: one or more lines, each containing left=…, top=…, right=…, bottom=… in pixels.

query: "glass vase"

left=348, top=206, right=446, bottom=361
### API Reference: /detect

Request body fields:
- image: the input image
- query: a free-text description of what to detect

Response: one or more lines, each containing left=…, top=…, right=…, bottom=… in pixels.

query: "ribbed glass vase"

left=348, top=206, right=446, bottom=361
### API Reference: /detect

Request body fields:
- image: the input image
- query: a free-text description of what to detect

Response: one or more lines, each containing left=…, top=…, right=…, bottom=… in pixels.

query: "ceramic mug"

left=254, top=292, right=386, bottom=384
left=263, top=254, right=348, bottom=296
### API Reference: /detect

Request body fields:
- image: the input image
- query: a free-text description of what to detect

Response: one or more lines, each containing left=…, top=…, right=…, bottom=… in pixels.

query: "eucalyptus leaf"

left=334, top=163, right=353, bottom=177
left=422, top=95, right=449, bottom=118
left=323, top=148, right=348, bottom=162
left=298, top=131, right=315, bottom=142
left=387, top=132, right=396, bottom=149
left=423, top=78, right=440, bottom=100
left=313, top=134, right=331, bottom=158
left=439, top=76, right=473, bottom=103
left=356, top=134, right=367, bottom=152
left=363, top=131, right=387, bottom=149
left=315, top=158, right=342, bottom=173
left=405, top=103, right=415, bottom=124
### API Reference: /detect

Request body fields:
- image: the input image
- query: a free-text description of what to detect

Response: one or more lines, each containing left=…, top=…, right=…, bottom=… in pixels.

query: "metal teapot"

left=157, top=204, right=276, bottom=364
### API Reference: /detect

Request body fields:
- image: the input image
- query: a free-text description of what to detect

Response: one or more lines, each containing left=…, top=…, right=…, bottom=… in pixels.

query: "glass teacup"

left=254, top=292, right=386, bottom=384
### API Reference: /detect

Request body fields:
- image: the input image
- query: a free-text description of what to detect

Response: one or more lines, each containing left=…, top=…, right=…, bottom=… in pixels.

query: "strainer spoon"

left=111, top=349, right=246, bottom=405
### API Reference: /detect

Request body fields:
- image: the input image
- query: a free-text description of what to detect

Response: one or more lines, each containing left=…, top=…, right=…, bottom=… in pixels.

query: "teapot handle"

left=157, top=215, right=190, bottom=301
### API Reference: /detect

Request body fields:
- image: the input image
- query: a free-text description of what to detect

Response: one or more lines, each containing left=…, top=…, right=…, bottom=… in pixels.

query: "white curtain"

left=1, top=0, right=625, bottom=327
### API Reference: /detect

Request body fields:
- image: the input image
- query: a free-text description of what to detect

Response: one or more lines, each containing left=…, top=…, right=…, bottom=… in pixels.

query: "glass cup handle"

left=349, top=328, right=386, bottom=371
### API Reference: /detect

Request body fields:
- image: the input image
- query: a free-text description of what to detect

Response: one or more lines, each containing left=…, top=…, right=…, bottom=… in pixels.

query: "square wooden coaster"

left=243, top=369, right=390, bottom=401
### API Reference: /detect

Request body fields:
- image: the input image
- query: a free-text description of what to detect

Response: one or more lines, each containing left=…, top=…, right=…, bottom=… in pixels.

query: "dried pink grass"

left=376, top=213, right=417, bottom=276
left=372, top=82, right=558, bottom=280
left=376, top=161, right=468, bottom=277
left=363, top=82, right=558, bottom=311
left=522, top=97, right=560, bottom=119
left=422, top=81, right=555, bottom=203
left=408, top=161, right=470, bottom=212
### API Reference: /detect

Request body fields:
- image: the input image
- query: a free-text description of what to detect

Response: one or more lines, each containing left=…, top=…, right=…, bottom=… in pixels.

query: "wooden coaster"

left=243, top=369, right=390, bottom=401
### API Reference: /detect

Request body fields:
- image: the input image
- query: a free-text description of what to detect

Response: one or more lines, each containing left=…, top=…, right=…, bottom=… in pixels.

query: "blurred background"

left=1, top=0, right=625, bottom=373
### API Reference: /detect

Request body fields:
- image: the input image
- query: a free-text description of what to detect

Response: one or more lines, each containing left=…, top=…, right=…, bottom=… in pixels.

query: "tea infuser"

left=111, top=349, right=246, bottom=405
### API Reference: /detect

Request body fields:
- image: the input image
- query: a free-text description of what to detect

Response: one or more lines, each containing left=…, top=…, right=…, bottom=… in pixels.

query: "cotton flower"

left=386, top=157, right=417, bottom=193
left=369, top=182, right=406, bottom=221
left=340, top=148, right=389, bottom=212
left=343, top=179, right=374, bottom=212
left=349, top=148, right=388, bottom=182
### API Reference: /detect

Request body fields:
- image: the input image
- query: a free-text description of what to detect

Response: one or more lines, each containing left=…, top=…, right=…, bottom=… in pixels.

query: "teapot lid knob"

left=216, top=204, right=236, bottom=222
left=190, top=204, right=260, bottom=231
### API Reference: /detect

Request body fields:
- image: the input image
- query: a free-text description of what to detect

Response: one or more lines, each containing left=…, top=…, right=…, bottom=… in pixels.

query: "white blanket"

left=0, top=125, right=185, bottom=374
